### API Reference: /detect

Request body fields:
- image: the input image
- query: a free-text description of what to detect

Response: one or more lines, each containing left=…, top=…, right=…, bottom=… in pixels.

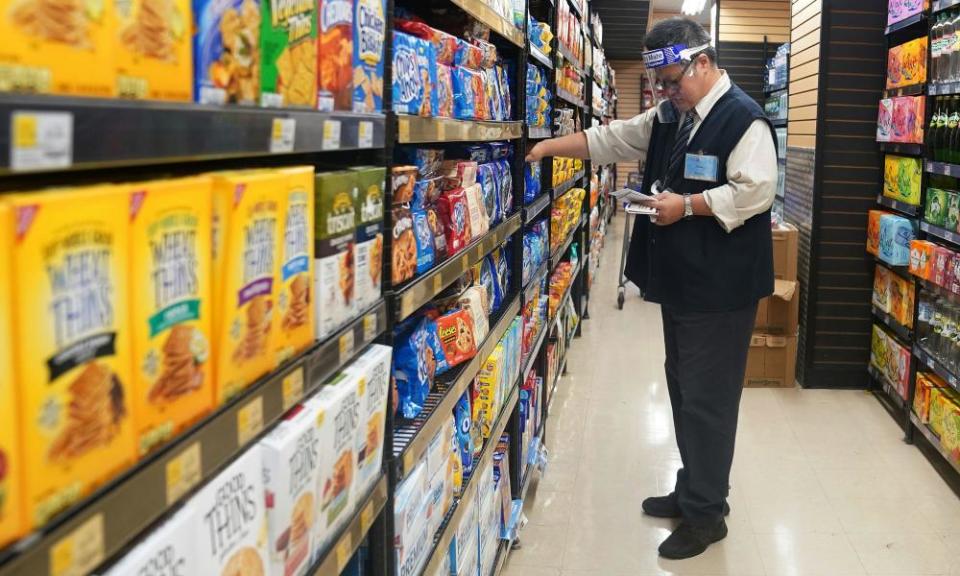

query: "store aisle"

left=503, top=213, right=960, bottom=576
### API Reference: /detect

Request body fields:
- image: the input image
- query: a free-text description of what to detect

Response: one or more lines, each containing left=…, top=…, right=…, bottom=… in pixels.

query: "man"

left=527, top=17, right=777, bottom=559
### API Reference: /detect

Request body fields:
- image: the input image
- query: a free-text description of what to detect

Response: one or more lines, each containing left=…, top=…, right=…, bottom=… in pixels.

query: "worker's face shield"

left=642, top=43, right=710, bottom=123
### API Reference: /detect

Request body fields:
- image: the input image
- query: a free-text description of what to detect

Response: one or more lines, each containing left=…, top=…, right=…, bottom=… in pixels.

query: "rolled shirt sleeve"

left=584, top=108, right=658, bottom=165
left=702, top=119, right=778, bottom=232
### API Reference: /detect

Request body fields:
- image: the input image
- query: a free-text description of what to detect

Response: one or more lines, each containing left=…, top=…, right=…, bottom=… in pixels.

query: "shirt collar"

left=692, top=70, right=731, bottom=122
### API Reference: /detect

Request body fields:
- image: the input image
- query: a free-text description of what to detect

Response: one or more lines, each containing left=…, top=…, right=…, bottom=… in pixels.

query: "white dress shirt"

left=584, top=72, right=778, bottom=232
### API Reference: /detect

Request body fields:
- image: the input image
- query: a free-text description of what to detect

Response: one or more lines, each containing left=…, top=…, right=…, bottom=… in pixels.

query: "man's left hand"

left=651, top=191, right=684, bottom=226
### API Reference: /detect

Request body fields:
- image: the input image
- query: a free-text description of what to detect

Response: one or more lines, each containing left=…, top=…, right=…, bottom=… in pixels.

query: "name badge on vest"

left=684, top=153, right=720, bottom=182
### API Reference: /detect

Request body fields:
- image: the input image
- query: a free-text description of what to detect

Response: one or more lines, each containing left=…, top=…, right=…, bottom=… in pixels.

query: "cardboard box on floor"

left=745, top=334, right=798, bottom=388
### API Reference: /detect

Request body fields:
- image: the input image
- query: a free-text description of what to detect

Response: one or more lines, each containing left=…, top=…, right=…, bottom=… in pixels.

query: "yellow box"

left=212, top=171, right=283, bottom=403
left=128, top=177, right=214, bottom=456
left=0, top=203, right=24, bottom=547
left=0, top=0, right=115, bottom=96
left=114, top=0, right=193, bottom=100
left=274, top=166, right=315, bottom=366
left=8, top=186, right=136, bottom=528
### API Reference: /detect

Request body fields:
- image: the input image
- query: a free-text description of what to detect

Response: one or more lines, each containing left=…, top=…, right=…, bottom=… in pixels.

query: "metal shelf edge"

left=876, top=194, right=921, bottom=217
left=397, top=116, right=523, bottom=144
left=909, top=412, right=960, bottom=475
left=871, top=305, right=913, bottom=343
left=885, top=12, right=925, bottom=34
left=921, top=220, right=960, bottom=248
left=448, top=0, right=524, bottom=47
left=914, top=345, right=960, bottom=393
left=523, top=193, right=552, bottom=223
left=868, top=364, right=907, bottom=413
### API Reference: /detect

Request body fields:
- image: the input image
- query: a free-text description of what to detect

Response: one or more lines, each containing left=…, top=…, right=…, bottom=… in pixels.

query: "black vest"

left=624, top=83, right=776, bottom=312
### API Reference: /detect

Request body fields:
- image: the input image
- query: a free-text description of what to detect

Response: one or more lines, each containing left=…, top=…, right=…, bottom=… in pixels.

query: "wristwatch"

left=683, top=194, right=694, bottom=219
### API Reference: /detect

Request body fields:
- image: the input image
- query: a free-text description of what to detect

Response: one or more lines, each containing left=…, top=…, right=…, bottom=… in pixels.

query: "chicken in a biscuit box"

left=315, top=170, right=358, bottom=340
left=352, top=0, right=385, bottom=112
left=351, top=166, right=385, bottom=312
left=261, top=0, right=317, bottom=107
left=193, top=0, right=263, bottom=104
left=8, top=186, right=137, bottom=529
left=345, top=344, right=392, bottom=499
left=102, top=505, right=200, bottom=575
left=127, top=176, right=214, bottom=457
left=192, top=445, right=268, bottom=575
left=0, top=203, right=23, bottom=547
left=275, top=167, right=315, bottom=366
left=260, top=402, right=326, bottom=576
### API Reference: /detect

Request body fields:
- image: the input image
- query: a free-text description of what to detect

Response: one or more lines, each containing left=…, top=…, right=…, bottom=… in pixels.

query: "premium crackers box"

left=344, top=344, right=391, bottom=499
left=115, top=0, right=193, bottom=100
left=317, top=0, right=352, bottom=111
left=0, top=204, right=23, bottom=547
left=352, top=0, right=385, bottom=113
left=260, top=402, right=327, bottom=576
left=315, top=170, right=357, bottom=340
left=352, top=166, right=385, bottom=313
left=211, top=170, right=283, bottom=403
left=128, top=176, right=214, bottom=456
left=102, top=506, right=200, bottom=575
left=193, top=0, right=262, bottom=104
left=192, top=446, right=268, bottom=576
left=0, top=0, right=115, bottom=95
left=261, top=0, right=317, bottom=107
left=8, top=186, right=136, bottom=528
left=275, top=167, right=316, bottom=366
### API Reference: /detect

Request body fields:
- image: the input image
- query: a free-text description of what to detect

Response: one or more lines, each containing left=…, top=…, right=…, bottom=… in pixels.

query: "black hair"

left=644, top=17, right=717, bottom=64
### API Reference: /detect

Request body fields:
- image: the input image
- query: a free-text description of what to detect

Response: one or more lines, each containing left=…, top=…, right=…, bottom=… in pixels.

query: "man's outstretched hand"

left=525, top=141, right=548, bottom=163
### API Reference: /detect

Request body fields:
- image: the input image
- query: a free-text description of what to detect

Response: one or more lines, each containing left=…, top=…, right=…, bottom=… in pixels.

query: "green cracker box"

left=315, top=171, right=358, bottom=339
left=351, top=166, right=385, bottom=312
left=926, top=187, right=949, bottom=227
left=261, top=0, right=317, bottom=107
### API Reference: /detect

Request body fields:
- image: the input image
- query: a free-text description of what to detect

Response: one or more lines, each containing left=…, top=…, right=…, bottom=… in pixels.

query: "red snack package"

left=456, top=38, right=484, bottom=69
left=396, top=18, right=458, bottom=66
left=471, top=38, right=497, bottom=68
left=440, top=160, right=478, bottom=191
left=471, top=71, right=489, bottom=120
left=437, top=64, right=454, bottom=118
left=435, top=308, right=478, bottom=367
left=437, top=187, right=472, bottom=255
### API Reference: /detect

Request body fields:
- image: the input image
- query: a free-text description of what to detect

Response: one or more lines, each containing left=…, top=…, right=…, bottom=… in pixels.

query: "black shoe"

left=658, top=520, right=728, bottom=559
left=642, top=494, right=731, bottom=519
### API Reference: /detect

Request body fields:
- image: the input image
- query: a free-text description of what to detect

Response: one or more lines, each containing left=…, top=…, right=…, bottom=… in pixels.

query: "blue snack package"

left=495, top=160, right=513, bottom=219
left=447, top=144, right=491, bottom=164
left=498, top=65, right=512, bottom=120
left=477, top=163, right=499, bottom=226
left=412, top=209, right=435, bottom=274
left=392, top=32, right=424, bottom=115
left=524, top=161, right=541, bottom=203
left=497, top=246, right=511, bottom=297
left=415, top=37, right=439, bottom=116
left=393, top=319, right=434, bottom=419
left=481, top=255, right=501, bottom=312
left=412, top=177, right=443, bottom=210
left=453, top=66, right=478, bottom=120
left=489, top=142, right=512, bottom=160
left=396, top=147, right=445, bottom=178
left=454, top=391, right=474, bottom=475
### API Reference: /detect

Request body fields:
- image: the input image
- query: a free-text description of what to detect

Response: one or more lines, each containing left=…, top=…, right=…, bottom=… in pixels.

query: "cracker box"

left=102, top=506, right=200, bottom=575
left=317, top=0, right=353, bottom=111
left=193, top=446, right=268, bottom=576
left=8, top=186, right=136, bottom=528
left=260, top=402, right=326, bottom=576
left=352, top=0, right=385, bottom=112
left=352, top=166, right=385, bottom=312
left=394, top=459, right=429, bottom=575
left=882, top=155, right=922, bottom=205
left=128, top=176, right=214, bottom=456
left=345, top=344, right=391, bottom=500
left=448, top=487, right=479, bottom=574
left=275, top=167, right=316, bottom=365
left=0, top=0, right=115, bottom=95
left=426, top=464, right=453, bottom=540
left=211, top=171, right=283, bottom=403
left=193, top=0, right=262, bottom=104
left=474, top=345, right=503, bottom=440
left=115, top=0, right=193, bottom=100
left=0, top=204, right=23, bottom=547
left=307, top=371, right=363, bottom=553
left=315, top=171, right=358, bottom=340
left=260, top=0, right=316, bottom=107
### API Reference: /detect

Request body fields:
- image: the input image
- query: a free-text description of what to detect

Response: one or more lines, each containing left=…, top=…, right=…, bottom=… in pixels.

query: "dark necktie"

left=666, top=111, right=696, bottom=187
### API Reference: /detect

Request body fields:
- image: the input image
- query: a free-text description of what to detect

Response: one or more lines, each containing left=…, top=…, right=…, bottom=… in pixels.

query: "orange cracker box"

left=260, top=0, right=317, bottom=107
left=317, top=0, right=352, bottom=111
left=0, top=0, right=115, bottom=96
left=275, top=167, right=315, bottom=366
left=211, top=171, right=283, bottom=403
left=352, top=0, right=384, bottom=112
left=115, top=0, right=193, bottom=100
left=128, top=177, right=214, bottom=456
left=8, top=186, right=136, bottom=529
left=0, top=203, right=24, bottom=547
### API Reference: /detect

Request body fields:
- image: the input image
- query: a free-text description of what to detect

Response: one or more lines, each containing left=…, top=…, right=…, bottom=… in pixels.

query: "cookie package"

left=261, top=0, right=317, bottom=107
left=436, top=308, right=478, bottom=368
left=275, top=167, right=316, bottom=365
left=392, top=205, right=416, bottom=285
left=438, top=188, right=472, bottom=256
left=315, top=170, right=358, bottom=340
left=412, top=209, right=436, bottom=275
left=194, top=0, right=262, bottom=104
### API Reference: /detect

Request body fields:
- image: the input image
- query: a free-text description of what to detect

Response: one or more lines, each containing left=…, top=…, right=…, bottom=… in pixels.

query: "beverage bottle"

left=928, top=98, right=942, bottom=158
left=951, top=9, right=960, bottom=82
left=945, top=11, right=956, bottom=84
left=950, top=96, right=960, bottom=163
left=933, top=13, right=944, bottom=83
left=935, top=99, right=947, bottom=161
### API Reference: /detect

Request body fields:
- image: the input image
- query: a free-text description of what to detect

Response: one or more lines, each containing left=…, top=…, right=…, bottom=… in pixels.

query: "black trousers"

left=660, top=302, right=758, bottom=524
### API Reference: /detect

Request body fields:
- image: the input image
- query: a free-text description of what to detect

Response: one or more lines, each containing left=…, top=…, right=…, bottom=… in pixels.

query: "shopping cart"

left=616, top=172, right=646, bottom=310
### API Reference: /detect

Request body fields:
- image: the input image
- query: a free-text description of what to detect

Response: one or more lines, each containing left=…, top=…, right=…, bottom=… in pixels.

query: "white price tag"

left=270, top=118, right=296, bottom=153
left=11, top=111, right=72, bottom=171
left=323, top=119, right=342, bottom=150
left=768, top=69, right=776, bottom=86
left=358, top=120, right=373, bottom=148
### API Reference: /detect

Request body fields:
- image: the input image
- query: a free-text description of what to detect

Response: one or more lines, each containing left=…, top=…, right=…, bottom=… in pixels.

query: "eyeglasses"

left=654, top=58, right=696, bottom=94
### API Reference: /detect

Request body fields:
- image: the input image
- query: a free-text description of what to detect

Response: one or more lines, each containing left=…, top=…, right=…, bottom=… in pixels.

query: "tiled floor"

left=503, top=213, right=960, bottom=576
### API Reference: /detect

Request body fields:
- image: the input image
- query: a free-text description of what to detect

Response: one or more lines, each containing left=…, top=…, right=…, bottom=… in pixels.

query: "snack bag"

left=353, top=166, right=385, bottom=311
left=2, top=0, right=115, bottom=96
left=317, top=0, right=353, bottom=110
left=396, top=147, right=445, bottom=179
left=352, top=0, right=386, bottom=112
left=495, top=160, right=513, bottom=219
left=437, top=188, right=472, bottom=255
left=392, top=206, right=416, bottom=285
left=436, top=309, right=478, bottom=368
left=413, top=177, right=443, bottom=210
left=392, top=165, right=418, bottom=205
left=393, top=318, right=436, bottom=419
left=261, top=0, right=317, bottom=107
left=412, top=209, right=436, bottom=274
left=477, top=163, right=499, bottom=226
left=454, top=391, right=474, bottom=475
left=8, top=186, right=136, bottom=528
left=441, top=160, right=478, bottom=191
left=464, top=183, right=489, bottom=237
left=392, top=31, right=424, bottom=115
left=193, top=447, right=268, bottom=575
left=472, top=69, right=489, bottom=119
left=315, top=170, right=358, bottom=339
left=453, top=66, right=478, bottom=119
left=0, top=204, right=23, bottom=547
left=128, top=176, right=214, bottom=456
left=427, top=207, right=448, bottom=260
left=212, top=171, right=282, bottom=403
left=115, top=0, right=192, bottom=100
left=275, top=167, right=316, bottom=364
left=415, top=35, right=438, bottom=116
left=455, top=38, right=483, bottom=68
left=193, top=0, right=262, bottom=104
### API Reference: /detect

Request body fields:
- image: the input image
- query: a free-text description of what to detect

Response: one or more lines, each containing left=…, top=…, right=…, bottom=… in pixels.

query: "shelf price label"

left=323, top=119, right=342, bottom=150
left=362, top=312, right=377, bottom=343
left=49, top=514, right=104, bottom=576
left=335, top=532, right=353, bottom=572
left=165, top=442, right=202, bottom=505
left=11, top=111, right=73, bottom=171
left=358, top=120, right=374, bottom=148
left=282, top=367, right=305, bottom=411
left=360, top=500, right=375, bottom=534
left=270, top=118, right=296, bottom=153
left=237, top=396, right=264, bottom=445
left=339, top=330, right=355, bottom=365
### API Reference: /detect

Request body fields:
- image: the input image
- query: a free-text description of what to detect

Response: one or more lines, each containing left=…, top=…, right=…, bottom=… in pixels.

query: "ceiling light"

left=681, top=0, right=707, bottom=15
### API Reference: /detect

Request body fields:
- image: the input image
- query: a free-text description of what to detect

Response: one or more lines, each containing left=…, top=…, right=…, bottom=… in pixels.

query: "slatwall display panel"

left=610, top=59, right=645, bottom=189
left=787, top=0, right=821, bottom=146
left=592, top=0, right=651, bottom=59
left=718, top=41, right=767, bottom=105
left=719, top=0, right=791, bottom=43
left=785, top=146, right=815, bottom=384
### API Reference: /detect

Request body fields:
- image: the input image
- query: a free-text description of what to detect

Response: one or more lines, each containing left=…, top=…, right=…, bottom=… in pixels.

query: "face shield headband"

left=642, top=43, right=710, bottom=123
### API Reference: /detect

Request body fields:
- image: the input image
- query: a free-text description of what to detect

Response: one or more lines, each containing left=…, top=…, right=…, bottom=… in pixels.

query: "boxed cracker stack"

left=315, top=171, right=358, bottom=340
left=745, top=222, right=799, bottom=388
